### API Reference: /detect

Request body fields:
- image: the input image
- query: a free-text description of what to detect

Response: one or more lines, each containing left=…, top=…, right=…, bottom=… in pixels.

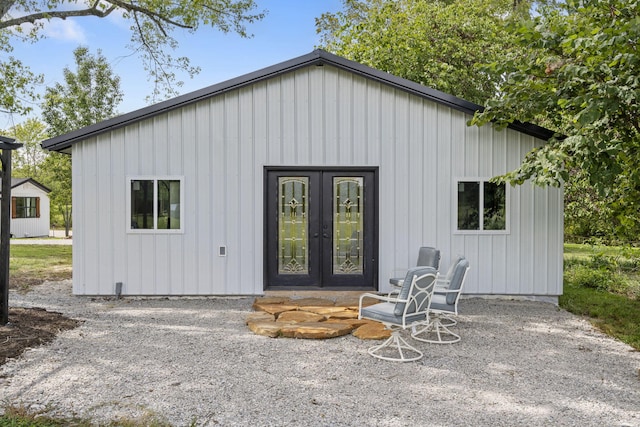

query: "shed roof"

left=41, top=49, right=555, bottom=152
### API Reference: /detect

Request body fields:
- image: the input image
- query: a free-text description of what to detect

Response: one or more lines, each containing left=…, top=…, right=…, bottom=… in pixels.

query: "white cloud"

left=105, top=7, right=129, bottom=29
left=42, top=19, right=87, bottom=43
left=7, top=0, right=88, bottom=43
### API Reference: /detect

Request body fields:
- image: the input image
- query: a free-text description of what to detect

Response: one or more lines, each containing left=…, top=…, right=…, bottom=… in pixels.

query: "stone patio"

left=247, top=296, right=391, bottom=340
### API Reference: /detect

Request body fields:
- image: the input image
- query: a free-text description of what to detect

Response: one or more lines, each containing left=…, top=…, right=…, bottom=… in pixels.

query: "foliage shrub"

left=565, top=264, right=625, bottom=292
left=564, top=253, right=638, bottom=299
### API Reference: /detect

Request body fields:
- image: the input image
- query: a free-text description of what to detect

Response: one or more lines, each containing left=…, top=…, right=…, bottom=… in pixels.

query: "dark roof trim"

left=9, top=178, right=51, bottom=193
left=42, top=49, right=555, bottom=152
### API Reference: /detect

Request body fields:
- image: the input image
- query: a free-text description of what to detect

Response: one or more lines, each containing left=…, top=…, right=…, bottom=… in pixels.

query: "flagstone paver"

left=279, top=322, right=353, bottom=339
left=276, top=311, right=325, bottom=323
left=247, top=321, right=286, bottom=338
left=247, top=296, right=390, bottom=340
left=352, top=322, right=392, bottom=340
left=288, top=297, right=336, bottom=307
left=246, top=311, right=276, bottom=323
left=251, top=303, right=299, bottom=316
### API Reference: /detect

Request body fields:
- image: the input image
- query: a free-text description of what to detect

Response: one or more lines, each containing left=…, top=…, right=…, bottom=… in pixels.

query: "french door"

left=265, top=169, right=377, bottom=289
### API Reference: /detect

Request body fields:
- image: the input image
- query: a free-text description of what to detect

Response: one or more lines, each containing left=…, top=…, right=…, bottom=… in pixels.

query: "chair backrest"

left=443, top=255, right=465, bottom=282
left=445, top=257, right=470, bottom=305
left=416, top=247, right=441, bottom=270
left=394, top=266, right=437, bottom=316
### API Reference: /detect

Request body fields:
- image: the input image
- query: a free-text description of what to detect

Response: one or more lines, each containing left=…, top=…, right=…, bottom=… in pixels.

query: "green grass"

left=0, top=404, right=174, bottom=427
left=561, top=243, right=640, bottom=350
left=560, top=283, right=640, bottom=350
left=564, top=242, right=640, bottom=261
left=0, top=404, right=88, bottom=426
left=8, top=245, right=72, bottom=291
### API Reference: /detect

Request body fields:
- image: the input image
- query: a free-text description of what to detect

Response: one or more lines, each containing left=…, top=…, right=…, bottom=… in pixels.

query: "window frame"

left=454, top=178, right=509, bottom=235
left=12, top=196, right=39, bottom=219
left=126, top=176, right=184, bottom=234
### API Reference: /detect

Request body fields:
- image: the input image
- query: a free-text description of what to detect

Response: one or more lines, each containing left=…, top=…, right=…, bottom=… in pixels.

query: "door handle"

left=313, top=233, right=319, bottom=238
left=323, top=233, right=329, bottom=238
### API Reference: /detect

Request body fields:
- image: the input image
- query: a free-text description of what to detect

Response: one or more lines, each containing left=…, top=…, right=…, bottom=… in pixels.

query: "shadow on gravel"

left=3, top=284, right=639, bottom=426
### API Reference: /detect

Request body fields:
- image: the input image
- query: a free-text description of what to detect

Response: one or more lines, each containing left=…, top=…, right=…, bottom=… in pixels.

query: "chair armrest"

left=434, top=287, right=462, bottom=295
left=358, top=292, right=406, bottom=318
left=389, top=268, right=408, bottom=286
left=434, top=278, right=450, bottom=291
left=359, top=292, right=398, bottom=305
left=386, top=289, right=400, bottom=298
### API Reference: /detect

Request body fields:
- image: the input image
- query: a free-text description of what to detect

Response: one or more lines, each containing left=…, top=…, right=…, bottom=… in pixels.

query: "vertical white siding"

left=6, top=182, right=50, bottom=238
left=71, top=64, right=563, bottom=296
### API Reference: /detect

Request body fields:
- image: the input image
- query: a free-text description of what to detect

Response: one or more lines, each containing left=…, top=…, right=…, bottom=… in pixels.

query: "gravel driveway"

left=2, top=281, right=639, bottom=426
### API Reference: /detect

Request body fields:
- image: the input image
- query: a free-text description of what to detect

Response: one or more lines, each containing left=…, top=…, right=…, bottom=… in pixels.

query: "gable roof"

left=41, top=49, right=555, bottom=152
left=0, top=178, right=51, bottom=195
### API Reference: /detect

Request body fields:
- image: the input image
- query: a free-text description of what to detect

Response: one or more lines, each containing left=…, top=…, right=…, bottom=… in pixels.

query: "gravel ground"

left=2, top=281, right=639, bottom=426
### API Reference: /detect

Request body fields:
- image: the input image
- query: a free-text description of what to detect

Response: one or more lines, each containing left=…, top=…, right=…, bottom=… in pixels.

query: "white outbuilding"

left=42, top=50, right=563, bottom=299
left=0, top=178, right=51, bottom=238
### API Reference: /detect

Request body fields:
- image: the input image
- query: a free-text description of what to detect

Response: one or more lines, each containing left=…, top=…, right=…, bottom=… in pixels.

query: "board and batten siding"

left=71, top=64, right=562, bottom=296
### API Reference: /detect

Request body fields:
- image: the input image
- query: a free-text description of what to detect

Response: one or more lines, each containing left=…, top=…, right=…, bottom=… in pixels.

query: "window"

left=127, top=177, right=183, bottom=233
left=457, top=180, right=506, bottom=232
left=12, top=197, right=39, bottom=219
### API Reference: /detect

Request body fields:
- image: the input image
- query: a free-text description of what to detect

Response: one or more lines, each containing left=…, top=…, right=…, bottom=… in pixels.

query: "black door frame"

left=263, top=166, right=378, bottom=291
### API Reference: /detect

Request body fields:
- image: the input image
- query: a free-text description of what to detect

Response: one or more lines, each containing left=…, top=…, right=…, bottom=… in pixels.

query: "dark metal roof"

left=41, top=49, right=555, bottom=152
left=1, top=178, right=52, bottom=194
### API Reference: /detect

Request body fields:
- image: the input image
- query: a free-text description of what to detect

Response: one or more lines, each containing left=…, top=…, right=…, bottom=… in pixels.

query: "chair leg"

left=411, top=317, right=461, bottom=344
left=367, top=330, right=424, bottom=362
left=439, top=314, right=457, bottom=327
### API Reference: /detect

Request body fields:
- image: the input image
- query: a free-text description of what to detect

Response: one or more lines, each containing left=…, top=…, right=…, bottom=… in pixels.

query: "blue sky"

left=1, top=0, right=344, bottom=129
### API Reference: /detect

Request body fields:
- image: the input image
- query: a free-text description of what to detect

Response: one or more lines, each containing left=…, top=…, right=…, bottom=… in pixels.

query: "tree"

left=470, top=0, right=640, bottom=237
left=563, top=168, right=618, bottom=242
left=470, top=2, right=638, bottom=186
left=41, top=46, right=124, bottom=237
left=316, top=0, right=533, bottom=104
left=0, top=0, right=265, bottom=113
left=2, top=118, right=48, bottom=180
left=43, top=46, right=124, bottom=132
left=40, top=152, right=71, bottom=233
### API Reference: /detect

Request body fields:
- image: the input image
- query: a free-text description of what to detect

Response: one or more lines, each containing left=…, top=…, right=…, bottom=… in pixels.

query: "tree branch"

left=131, top=11, right=176, bottom=96
left=0, top=1, right=192, bottom=32
left=0, top=0, right=17, bottom=20
left=0, top=4, right=117, bottom=29
left=107, top=0, right=192, bottom=30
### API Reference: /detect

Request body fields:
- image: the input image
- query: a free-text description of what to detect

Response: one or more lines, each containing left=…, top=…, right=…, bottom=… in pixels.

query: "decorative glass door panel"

left=278, top=177, right=309, bottom=274
left=333, top=177, right=364, bottom=275
left=266, top=169, right=376, bottom=289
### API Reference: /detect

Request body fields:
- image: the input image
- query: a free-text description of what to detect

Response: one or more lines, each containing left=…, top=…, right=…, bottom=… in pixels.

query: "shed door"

left=265, top=169, right=376, bottom=289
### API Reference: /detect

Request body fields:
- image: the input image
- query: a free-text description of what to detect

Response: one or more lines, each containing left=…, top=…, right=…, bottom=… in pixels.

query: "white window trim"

left=454, top=177, right=510, bottom=235
left=126, top=176, right=184, bottom=234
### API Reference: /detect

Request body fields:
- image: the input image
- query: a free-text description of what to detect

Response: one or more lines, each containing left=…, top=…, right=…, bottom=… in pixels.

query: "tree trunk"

left=64, top=205, right=72, bottom=238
